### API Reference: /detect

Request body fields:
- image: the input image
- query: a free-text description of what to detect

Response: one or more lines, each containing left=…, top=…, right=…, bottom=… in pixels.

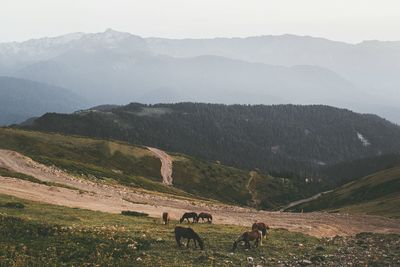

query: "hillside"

left=289, top=166, right=400, bottom=218
left=0, top=128, right=322, bottom=209
left=27, top=103, right=400, bottom=179
left=0, top=76, right=87, bottom=125
left=1, top=194, right=399, bottom=266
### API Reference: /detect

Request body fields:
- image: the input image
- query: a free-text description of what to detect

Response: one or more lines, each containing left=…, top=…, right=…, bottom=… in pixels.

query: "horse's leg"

left=176, top=236, right=181, bottom=247
left=245, top=240, right=250, bottom=249
left=187, top=238, right=190, bottom=248
left=193, top=239, right=197, bottom=248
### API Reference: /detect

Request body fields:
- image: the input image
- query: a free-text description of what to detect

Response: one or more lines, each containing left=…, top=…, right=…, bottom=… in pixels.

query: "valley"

left=0, top=126, right=399, bottom=266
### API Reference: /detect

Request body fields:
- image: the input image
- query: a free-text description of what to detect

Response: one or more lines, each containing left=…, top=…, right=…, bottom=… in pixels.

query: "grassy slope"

left=0, top=128, right=308, bottom=209
left=0, top=127, right=193, bottom=198
left=290, top=166, right=400, bottom=218
left=1, top=194, right=398, bottom=266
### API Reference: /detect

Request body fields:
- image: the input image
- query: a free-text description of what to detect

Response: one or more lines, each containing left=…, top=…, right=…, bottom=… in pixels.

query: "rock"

left=136, top=257, right=142, bottom=262
left=310, top=255, right=325, bottom=262
left=299, top=259, right=312, bottom=265
left=247, top=256, right=254, bottom=263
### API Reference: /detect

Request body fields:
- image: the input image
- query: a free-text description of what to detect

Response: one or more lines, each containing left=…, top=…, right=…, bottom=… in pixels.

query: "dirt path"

left=147, top=147, right=173, bottom=185
left=280, top=190, right=333, bottom=211
left=1, top=149, right=399, bottom=238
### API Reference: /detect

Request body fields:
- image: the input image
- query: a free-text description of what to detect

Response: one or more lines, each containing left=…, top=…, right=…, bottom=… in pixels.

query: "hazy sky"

left=1, top=0, right=400, bottom=43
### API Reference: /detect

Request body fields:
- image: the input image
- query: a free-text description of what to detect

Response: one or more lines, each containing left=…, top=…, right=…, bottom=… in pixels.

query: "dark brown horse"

left=179, top=212, right=198, bottom=223
left=197, top=212, right=212, bottom=223
left=252, top=222, right=269, bottom=245
left=174, top=226, right=204, bottom=250
left=232, top=230, right=261, bottom=251
left=162, top=212, right=170, bottom=225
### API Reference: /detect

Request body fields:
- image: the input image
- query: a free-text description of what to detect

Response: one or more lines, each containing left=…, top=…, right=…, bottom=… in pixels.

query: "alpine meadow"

left=1, top=1, right=400, bottom=266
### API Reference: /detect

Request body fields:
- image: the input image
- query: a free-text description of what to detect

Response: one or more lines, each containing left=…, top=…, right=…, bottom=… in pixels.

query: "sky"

left=1, top=0, right=400, bottom=43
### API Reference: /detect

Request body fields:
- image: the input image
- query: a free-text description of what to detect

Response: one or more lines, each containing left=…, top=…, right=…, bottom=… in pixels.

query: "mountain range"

left=1, top=29, right=399, bottom=123
left=0, top=76, right=87, bottom=125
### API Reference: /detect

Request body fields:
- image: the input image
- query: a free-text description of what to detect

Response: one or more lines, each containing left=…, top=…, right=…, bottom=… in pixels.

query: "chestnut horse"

left=179, top=212, right=198, bottom=223
left=232, top=229, right=262, bottom=251
left=197, top=212, right=212, bottom=223
left=162, top=212, right=170, bottom=225
left=174, top=226, right=204, bottom=250
left=252, top=222, right=269, bottom=245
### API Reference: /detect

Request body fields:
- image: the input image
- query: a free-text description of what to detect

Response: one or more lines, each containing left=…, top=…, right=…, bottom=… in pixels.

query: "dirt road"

left=147, top=147, right=173, bottom=185
left=0, top=149, right=399, bottom=238
left=280, top=190, right=333, bottom=211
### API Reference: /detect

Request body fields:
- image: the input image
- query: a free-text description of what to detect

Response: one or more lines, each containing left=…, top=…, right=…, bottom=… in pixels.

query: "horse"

left=232, top=229, right=262, bottom=251
left=162, top=212, right=170, bottom=225
left=174, top=226, right=204, bottom=250
left=197, top=212, right=212, bottom=223
left=179, top=212, right=198, bottom=223
left=252, top=222, right=269, bottom=245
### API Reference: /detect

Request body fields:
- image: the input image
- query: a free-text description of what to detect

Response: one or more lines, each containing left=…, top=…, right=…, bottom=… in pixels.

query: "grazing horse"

left=179, top=212, right=198, bottom=223
left=174, top=226, right=204, bottom=250
left=252, top=222, right=269, bottom=245
left=232, top=230, right=262, bottom=251
left=162, top=212, right=170, bottom=225
left=197, top=212, right=212, bottom=223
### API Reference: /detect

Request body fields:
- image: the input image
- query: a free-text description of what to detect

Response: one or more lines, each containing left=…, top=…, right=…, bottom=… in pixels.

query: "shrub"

left=0, top=202, right=25, bottom=209
left=121, top=210, right=149, bottom=217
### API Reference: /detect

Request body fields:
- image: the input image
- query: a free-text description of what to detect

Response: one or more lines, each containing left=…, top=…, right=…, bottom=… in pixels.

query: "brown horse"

left=252, top=222, right=269, bottom=245
left=197, top=212, right=212, bottom=223
left=179, top=212, right=198, bottom=223
left=232, top=230, right=262, bottom=251
left=162, top=212, right=170, bottom=225
left=174, top=226, right=204, bottom=250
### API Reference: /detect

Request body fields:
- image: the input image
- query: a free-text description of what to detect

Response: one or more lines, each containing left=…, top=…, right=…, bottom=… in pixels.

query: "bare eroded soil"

left=147, top=146, right=173, bottom=185
left=0, top=149, right=399, bottom=238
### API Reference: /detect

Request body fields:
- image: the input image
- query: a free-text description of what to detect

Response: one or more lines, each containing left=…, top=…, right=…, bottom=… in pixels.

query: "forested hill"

left=27, top=103, right=400, bottom=175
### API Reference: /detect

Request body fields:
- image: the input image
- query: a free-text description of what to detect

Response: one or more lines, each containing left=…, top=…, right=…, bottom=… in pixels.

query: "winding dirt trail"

left=147, top=147, right=173, bottom=185
left=280, top=190, right=334, bottom=211
left=0, top=149, right=399, bottom=238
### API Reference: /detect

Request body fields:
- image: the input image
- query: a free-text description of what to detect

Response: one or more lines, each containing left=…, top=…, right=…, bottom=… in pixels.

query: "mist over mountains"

left=0, top=76, right=87, bottom=125
left=1, top=29, right=399, bottom=123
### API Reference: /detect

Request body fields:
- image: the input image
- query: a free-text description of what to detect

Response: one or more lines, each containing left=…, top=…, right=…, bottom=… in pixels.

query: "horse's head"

left=232, top=241, right=238, bottom=252
left=261, top=228, right=267, bottom=237
left=198, top=237, right=204, bottom=250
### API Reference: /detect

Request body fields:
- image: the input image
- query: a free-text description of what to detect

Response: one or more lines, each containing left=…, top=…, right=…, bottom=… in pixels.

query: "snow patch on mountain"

left=357, top=132, right=371, bottom=146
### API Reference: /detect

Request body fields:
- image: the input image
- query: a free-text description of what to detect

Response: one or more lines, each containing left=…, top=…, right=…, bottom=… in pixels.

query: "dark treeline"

left=27, top=103, right=400, bottom=185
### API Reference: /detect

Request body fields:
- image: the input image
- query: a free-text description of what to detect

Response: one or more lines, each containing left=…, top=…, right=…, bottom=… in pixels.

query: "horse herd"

left=162, top=212, right=270, bottom=251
